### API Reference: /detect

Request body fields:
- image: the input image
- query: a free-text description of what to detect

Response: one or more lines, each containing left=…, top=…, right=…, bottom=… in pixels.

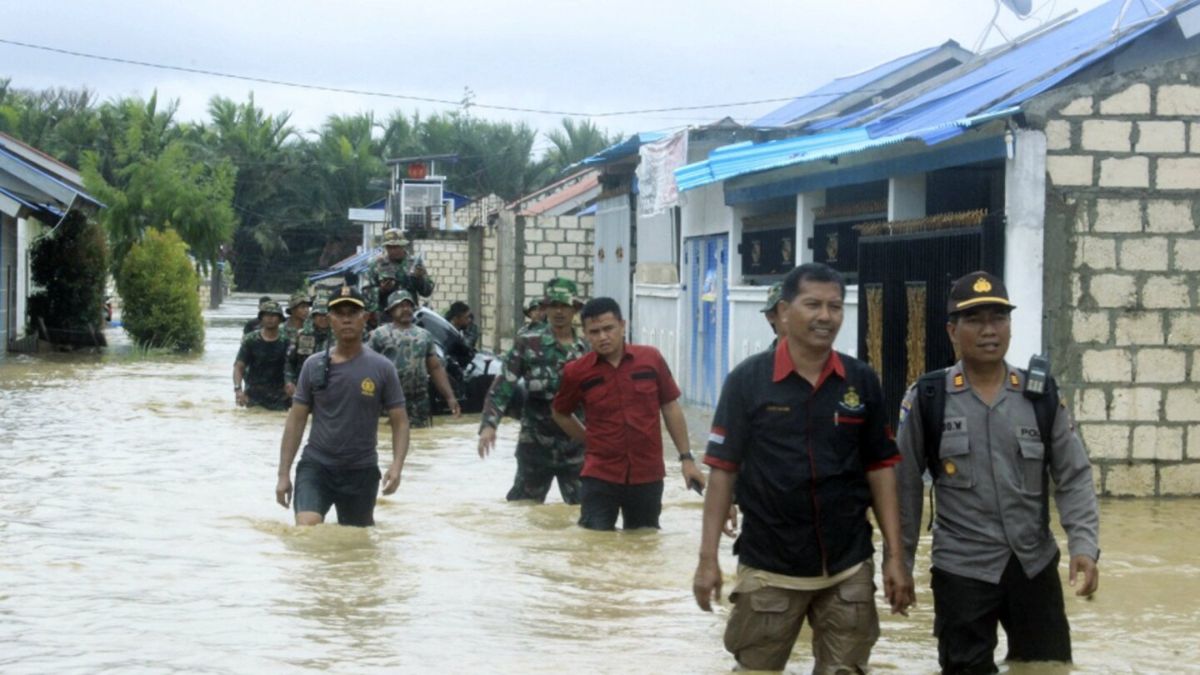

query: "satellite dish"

left=1000, top=0, right=1033, bottom=17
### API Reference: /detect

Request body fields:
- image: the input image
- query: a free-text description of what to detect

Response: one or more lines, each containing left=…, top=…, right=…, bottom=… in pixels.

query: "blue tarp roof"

left=678, top=0, right=1200, bottom=191
left=580, top=132, right=668, bottom=166
left=308, top=249, right=375, bottom=283
left=752, top=43, right=948, bottom=127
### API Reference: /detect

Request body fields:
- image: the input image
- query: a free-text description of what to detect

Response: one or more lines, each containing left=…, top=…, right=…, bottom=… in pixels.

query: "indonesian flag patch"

left=708, top=426, right=726, bottom=445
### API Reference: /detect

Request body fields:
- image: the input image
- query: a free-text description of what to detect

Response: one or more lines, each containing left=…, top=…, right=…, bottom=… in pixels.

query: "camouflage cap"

left=760, top=282, right=783, bottom=313
left=385, top=289, right=416, bottom=312
left=382, top=228, right=409, bottom=247
left=524, top=297, right=544, bottom=316
left=311, top=298, right=330, bottom=315
left=257, top=300, right=285, bottom=319
left=544, top=277, right=584, bottom=307
left=286, top=291, right=311, bottom=313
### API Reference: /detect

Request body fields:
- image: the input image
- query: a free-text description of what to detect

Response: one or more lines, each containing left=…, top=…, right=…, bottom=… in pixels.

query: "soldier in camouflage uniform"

left=284, top=297, right=332, bottom=397
left=477, top=278, right=588, bottom=504
left=233, top=300, right=290, bottom=410
left=282, top=291, right=311, bottom=347
left=365, top=228, right=434, bottom=325
left=367, top=290, right=460, bottom=428
left=519, top=297, right=546, bottom=336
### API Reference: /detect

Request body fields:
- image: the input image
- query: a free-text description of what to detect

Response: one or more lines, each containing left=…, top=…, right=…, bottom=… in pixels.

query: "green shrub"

left=117, top=228, right=204, bottom=351
left=27, top=211, right=109, bottom=347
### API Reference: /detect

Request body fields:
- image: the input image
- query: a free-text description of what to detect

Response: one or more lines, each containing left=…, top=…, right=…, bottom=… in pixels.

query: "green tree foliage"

left=117, top=228, right=204, bottom=351
left=543, top=118, right=616, bottom=177
left=0, top=80, right=620, bottom=295
left=80, top=93, right=237, bottom=274
left=26, top=211, right=109, bottom=347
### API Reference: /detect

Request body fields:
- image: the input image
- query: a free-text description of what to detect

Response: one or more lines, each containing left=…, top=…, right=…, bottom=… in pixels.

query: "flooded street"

left=1, top=293, right=1198, bottom=673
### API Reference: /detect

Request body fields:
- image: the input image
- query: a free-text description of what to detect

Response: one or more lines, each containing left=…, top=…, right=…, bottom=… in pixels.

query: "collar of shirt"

left=577, top=348, right=631, bottom=370
left=771, top=339, right=845, bottom=388
left=947, top=360, right=1024, bottom=394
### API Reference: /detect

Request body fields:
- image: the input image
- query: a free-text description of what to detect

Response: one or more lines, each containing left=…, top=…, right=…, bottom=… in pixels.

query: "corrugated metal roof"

left=580, top=132, right=667, bottom=166
left=676, top=108, right=1017, bottom=191
left=751, top=43, right=948, bottom=127
left=307, top=249, right=375, bottom=282
left=677, top=0, right=1200, bottom=191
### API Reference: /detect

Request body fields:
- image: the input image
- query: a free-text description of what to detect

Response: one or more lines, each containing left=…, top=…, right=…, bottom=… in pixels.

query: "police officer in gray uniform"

left=895, top=271, right=1100, bottom=674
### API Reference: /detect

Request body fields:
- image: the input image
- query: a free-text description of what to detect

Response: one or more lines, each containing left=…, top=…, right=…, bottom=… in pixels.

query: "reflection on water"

left=1, top=293, right=1197, bottom=673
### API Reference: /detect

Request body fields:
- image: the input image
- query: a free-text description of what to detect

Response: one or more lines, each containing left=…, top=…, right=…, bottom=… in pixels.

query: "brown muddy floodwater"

left=0, top=293, right=1198, bottom=673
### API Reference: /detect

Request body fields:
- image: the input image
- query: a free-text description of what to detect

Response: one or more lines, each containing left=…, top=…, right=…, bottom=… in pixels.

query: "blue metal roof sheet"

left=752, top=44, right=945, bottom=127
left=307, top=248, right=375, bottom=282
left=677, top=0, right=1200, bottom=191
left=580, top=132, right=668, bottom=166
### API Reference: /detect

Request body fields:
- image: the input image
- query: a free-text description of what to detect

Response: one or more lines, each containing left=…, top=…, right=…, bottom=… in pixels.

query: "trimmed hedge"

left=117, top=228, right=204, bottom=351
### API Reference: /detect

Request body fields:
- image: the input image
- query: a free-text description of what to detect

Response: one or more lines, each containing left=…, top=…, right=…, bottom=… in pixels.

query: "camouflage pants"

left=507, top=409, right=584, bottom=504
left=405, top=389, right=432, bottom=429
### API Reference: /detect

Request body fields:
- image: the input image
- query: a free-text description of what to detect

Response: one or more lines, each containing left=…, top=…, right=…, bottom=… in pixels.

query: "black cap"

left=947, top=271, right=1017, bottom=315
left=328, top=284, right=366, bottom=310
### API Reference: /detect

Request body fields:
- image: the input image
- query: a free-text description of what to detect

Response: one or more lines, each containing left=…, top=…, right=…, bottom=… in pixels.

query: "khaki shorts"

left=724, top=560, right=880, bottom=673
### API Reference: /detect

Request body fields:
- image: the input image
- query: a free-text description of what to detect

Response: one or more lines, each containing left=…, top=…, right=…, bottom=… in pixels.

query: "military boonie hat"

left=382, top=228, right=409, bottom=247
left=385, top=289, right=416, bottom=312
left=524, top=297, right=544, bottom=316
left=311, top=298, right=330, bottom=315
left=286, top=291, right=312, bottom=314
left=258, top=300, right=285, bottom=319
left=328, top=284, right=366, bottom=310
left=947, top=271, right=1017, bottom=315
left=761, top=282, right=783, bottom=313
left=544, top=277, right=584, bottom=307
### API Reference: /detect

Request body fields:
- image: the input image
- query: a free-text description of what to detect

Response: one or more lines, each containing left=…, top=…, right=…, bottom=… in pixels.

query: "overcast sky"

left=4, top=0, right=1111, bottom=153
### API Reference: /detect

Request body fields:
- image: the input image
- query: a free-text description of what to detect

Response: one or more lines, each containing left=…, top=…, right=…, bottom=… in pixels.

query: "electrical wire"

left=0, top=36, right=879, bottom=119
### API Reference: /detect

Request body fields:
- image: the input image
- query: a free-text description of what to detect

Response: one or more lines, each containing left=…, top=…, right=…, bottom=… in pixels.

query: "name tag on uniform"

left=943, top=417, right=967, bottom=433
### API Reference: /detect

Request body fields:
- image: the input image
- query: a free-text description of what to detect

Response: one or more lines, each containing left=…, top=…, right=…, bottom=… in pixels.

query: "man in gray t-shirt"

left=275, top=284, right=410, bottom=527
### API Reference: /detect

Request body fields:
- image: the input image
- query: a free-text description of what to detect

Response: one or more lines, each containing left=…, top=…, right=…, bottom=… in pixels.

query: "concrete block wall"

left=521, top=215, right=594, bottom=312
left=411, top=235, right=470, bottom=313
left=1038, top=69, right=1200, bottom=497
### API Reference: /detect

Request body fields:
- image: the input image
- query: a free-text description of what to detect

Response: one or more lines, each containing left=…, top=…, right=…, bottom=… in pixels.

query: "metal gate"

left=685, top=234, right=729, bottom=407
left=856, top=215, right=1004, bottom=424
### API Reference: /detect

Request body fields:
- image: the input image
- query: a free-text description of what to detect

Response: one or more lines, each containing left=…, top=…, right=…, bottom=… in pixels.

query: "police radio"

left=1024, top=353, right=1050, bottom=400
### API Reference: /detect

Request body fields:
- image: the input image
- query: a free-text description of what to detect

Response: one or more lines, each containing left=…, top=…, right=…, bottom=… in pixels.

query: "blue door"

left=686, top=234, right=729, bottom=407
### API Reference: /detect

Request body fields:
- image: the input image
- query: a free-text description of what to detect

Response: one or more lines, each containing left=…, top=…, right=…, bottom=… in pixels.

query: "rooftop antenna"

left=1112, top=0, right=1170, bottom=35
left=975, top=0, right=1035, bottom=52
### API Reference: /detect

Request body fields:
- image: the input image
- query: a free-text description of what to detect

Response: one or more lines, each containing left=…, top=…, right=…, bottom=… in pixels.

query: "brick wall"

left=520, top=214, right=594, bottom=315
left=1034, top=61, right=1200, bottom=496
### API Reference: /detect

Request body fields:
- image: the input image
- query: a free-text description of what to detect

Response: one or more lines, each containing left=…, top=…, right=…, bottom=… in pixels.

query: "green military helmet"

left=287, top=291, right=312, bottom=315
left=311, top=297, right=330, bottom=315
left=524, top=297, right=544, bottom=316
left=544, top=277, right=584, bottom=308
left=761, top=281, right=784, bottom=314
left=258, top=300, right=285, bottom=319
left=382, top=228, right=409, bottom=247
left=385, top=289, right=417, bottom=313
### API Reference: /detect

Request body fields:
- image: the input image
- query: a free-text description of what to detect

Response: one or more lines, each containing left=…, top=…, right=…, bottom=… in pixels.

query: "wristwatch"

left=678, top=452, right=694, bottom=462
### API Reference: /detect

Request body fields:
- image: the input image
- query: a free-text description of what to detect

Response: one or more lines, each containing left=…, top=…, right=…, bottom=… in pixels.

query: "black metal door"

left=856, top=215, right=1005, bottom=425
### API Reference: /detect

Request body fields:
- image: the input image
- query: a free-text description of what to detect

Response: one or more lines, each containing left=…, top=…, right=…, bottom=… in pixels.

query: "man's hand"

left=1069, top=554, right=1099, bottom=597
left=693, top=556, right=723, bottom=611
left=723, top=505, right=739, bottom=538
left=478, top=426, right=497, bottom=458
left=380, top=278, right=396, bottom=291
left=285, top=383, right=296, bottom=397
left=882, top=556, right=915, bottom=616
left=382, top=462, right=402, bottom=495
left=413, top=263, right=426, bottom=278
left=681, top=460, right=706, bottom=491
left=236, top=390, right=249, bottom=407
left=447, top=399, right=462, bottom=418
left=275, top=474, right=292, bottom=508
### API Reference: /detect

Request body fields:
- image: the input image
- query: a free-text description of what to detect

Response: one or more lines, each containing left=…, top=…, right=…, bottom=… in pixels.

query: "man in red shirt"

left=552, top=297, right=706, bottom=530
